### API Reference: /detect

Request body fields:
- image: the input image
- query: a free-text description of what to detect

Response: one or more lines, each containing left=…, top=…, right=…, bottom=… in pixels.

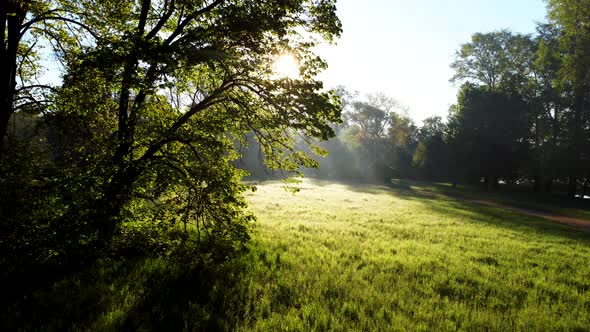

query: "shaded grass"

left=4, top=179, right=590, bottom=330
left=390, top=178, right=590, bottom=220
left=2, top=241, right=254, bottom=331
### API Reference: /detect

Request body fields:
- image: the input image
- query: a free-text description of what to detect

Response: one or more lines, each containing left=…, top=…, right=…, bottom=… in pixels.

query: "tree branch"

left=146, top=0, right=175, bottom=40
left=138, top=78, right=237, bottom=163
left=137, top=0, right=151, bottom=36
left=21, top=15, right=101, bottom=40
left=164, top=0, right=224, bottom=45
left=16, top=84, right=58, bottom=94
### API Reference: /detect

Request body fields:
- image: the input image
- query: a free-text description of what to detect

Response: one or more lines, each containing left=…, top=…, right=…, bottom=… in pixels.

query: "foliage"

left=413, top=116, right=449, bottom=180
left=450, top=30, right=536, bottom=90
left=447, top=84, right=529, bottom=185
left=0, top=0, right=344, bottom=290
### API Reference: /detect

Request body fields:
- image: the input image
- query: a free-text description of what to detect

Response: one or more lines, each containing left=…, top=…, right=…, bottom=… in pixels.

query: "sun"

left=272, top=53, right=300, bottom=79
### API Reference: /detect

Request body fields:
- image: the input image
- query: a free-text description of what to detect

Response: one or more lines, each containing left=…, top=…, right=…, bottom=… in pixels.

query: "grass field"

left=5, top=179, right=590, bottom=330
left=239, top=179, right=590, bottom=331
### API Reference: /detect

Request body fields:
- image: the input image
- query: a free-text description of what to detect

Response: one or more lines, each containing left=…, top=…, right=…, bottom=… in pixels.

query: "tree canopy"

left=1, top=0, right=343, bottom=275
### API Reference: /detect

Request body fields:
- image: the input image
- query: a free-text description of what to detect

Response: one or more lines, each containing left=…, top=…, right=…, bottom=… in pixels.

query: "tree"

left=2, top=0, right=343, bottom=264
left=526, top=23, right=565, bottom=191
left=340, top=93, right=411, bottom=182
left=545, top=0, right=590, bottom=197
left=0, top=0, right=102, bottom=147
left=448, top=84, right=529, bottom=188
left=348, top=101, right=390, bottom=140
left=413, top=116, right=449, bottom=180
left=343, top=101, right=391, bottom=181
left=449, top=30, right=540, bottom=188
left=386, top=112, right=417, bottom=178
left=345, top=92, right=406, bottom=140
left=450, top=30, right=536, bottom=90
left=0, top=0, right=44, bottom=146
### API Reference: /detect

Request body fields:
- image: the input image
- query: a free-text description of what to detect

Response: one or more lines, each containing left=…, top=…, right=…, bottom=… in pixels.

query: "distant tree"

left=525, top=23, right=566, bottom=191
left=319, top=91, right=414, bottom=182
left=450, top=30, right=536, bottom=90
left=366, top=92, right=408, bottom=115
left=344, top=101, right=391, bottom=181
left=386, top=112, right=418, bottom=178
left=448, top=84, right=529, bottom=188
left=413, top=116, right=449, bottom=180
left=348, top=101, right=390, bottom=140
left=449, top=30, right=540, bottom=188
left=417, top=116, right=445, bottom=141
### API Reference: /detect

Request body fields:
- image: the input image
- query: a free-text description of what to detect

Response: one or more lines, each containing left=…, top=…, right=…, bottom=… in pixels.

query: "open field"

left=4, top=179, right=590, bottom=330
left=240, top=179, right=590, bottom=330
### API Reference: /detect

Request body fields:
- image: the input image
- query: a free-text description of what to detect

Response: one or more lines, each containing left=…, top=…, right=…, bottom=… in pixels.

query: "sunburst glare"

left=272, top=53, right=300, bottom=79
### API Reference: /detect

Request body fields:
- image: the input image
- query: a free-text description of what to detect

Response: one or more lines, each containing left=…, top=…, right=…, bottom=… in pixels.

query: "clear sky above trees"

left=315, top=0, right=547, bottom=122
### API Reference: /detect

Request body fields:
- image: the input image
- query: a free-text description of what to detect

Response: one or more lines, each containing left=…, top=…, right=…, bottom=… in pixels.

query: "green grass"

left=240, top=179, right=590, bottom=330
left=5, top=179, right=590, bottom=331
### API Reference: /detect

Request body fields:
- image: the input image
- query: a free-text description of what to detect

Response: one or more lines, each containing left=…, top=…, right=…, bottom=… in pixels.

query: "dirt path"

left=416, top=189, right=590, bottom=232
left=470, top=199, right=590, bottom=231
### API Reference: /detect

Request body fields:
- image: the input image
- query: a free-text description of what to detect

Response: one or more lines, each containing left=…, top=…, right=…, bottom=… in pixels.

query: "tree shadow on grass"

left=2, top=243, right=255, bottom=331
left=386, top=183, right=590, bottom=242
left=410, top=194, right=590, bottom=244
left=309, top=177, right=590, bottom=243
left=306, top=177, right=421, bottom=197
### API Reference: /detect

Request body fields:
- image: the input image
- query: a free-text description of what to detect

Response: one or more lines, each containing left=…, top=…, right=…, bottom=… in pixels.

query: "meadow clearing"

left=5, top=179, right=590, bottom=331
left=239, top=179, right=590, bottom=331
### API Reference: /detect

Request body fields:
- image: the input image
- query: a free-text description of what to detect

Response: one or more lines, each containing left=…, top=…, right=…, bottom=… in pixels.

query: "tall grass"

left=4, top=179, right=590, bottom=330
left=240, top=179, right=590, bottom=330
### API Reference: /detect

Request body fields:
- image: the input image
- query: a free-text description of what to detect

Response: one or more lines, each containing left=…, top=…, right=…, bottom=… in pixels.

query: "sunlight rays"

left=272, top=53, right=300, bottom=79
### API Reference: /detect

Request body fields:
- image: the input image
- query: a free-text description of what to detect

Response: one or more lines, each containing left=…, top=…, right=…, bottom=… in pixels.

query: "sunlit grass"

left=5, top=179, right=590, bottom=330
left=239, top=179, right=590, bottom=330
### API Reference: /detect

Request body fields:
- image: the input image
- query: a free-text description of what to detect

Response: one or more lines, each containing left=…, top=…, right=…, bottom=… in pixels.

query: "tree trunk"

left=544, top=176, right=553, bottom=193
left=533, top=175, right=541, bottom=192
left=0, top=4, right=22, bottom=148
left=568, top=175, right=578, bottom=199
left=486, top=175, right=494, bottom=190
left=0, top=95, right=11, bottom=147
left=94, top=164, right=141, bottom=245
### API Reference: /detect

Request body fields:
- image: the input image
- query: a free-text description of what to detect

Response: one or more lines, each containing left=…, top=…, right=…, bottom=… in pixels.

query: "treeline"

left=445, top=1, right=590, bottom=197
left=447, top=1, right=590, bottom=197
left=309, top=90, right=426, bottom=182
left=243, top=1, right=590, bottom=197
left=240, top=90, right=447, bottom=183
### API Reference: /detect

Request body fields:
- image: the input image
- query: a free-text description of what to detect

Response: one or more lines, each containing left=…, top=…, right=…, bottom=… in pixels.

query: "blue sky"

left=314, top=0, right=548, bottom=122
